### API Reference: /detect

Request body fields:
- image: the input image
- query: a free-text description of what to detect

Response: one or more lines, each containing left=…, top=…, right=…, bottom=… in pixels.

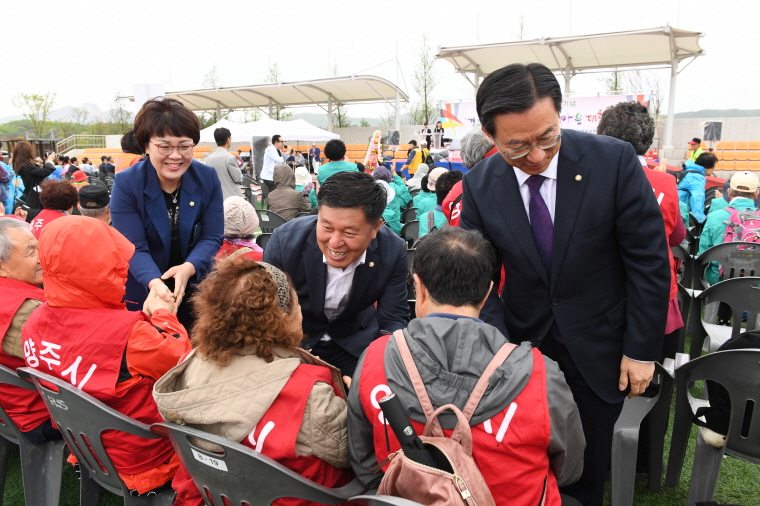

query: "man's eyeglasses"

left=151, top=141, right=195, bottom=156
left=498, top=134, right=561, bottom=160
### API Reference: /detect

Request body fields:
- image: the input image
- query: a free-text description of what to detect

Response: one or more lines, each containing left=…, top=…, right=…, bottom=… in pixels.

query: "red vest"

left=172, top=364, right=352, bottom=506
left=0, top=278, right=49, bottom=432
left=359, top=336, right=560, bottom=506
left=30, top=209, right=65, bottom=240
left=22, top=305, right=174, bottom=474
left=644, top=168, right=679, bottom=300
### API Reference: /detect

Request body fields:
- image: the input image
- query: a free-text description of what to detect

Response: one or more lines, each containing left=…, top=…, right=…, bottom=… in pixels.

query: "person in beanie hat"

left=371, top=166, right=393, bottom=184
left=294, top=166, right=317, bottom=208
left=78, top=185, right=111, bottom=224
left=216, top=196, right=263, bottom=262
left=373, top=166, right=411, bottom=214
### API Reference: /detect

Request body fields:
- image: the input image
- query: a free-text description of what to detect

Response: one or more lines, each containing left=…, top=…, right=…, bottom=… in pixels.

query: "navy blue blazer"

left=111, top=159, right=224, bottom=310
left=263, top=215, right=409, bottom=357
left=461, top=129, right=671, bottom=403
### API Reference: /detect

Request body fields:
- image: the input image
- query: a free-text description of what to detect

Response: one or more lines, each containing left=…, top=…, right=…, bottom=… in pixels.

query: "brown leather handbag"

left=377, top=329, right=516, bottom=506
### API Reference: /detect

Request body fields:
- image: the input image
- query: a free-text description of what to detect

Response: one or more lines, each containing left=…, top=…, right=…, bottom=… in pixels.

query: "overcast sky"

left=2, top=0, right=757, bottom=120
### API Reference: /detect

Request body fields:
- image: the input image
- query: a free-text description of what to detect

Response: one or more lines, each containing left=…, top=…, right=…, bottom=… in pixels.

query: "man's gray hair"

left=0, top=218, right=31, bottom=263
left=80, top=206, right=109, bottom=218
left=460, top=129, right=494, bottom=169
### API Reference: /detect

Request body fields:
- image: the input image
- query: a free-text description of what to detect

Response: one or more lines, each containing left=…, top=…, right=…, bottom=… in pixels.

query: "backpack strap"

left=460, top=342, right=518, bottom=422
left=428, top=211, right=436, bottom=232
left=393, top=329, right=436, bottom=421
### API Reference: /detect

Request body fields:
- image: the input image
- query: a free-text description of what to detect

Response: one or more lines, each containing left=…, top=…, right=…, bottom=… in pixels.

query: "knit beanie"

left=294, top=166, right=311, bottom=187
left=223, top=196, right=259, bottom=237
left=372, top=166, right=393, bottom=183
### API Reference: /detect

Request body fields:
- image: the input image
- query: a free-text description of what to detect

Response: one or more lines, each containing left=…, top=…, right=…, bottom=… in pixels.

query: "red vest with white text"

left=0, top=278, right=49, bottom=432
left=644, top=167, right=680, bottom=300
left=359, top=335, right=560, bottom=506
left=172, top=363, right=352, bottom=506
left=22, top=305, right=174, bottom=474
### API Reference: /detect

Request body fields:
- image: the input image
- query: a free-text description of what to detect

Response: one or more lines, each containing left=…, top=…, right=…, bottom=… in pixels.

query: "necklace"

left=161, top=182, right=181, bottom=204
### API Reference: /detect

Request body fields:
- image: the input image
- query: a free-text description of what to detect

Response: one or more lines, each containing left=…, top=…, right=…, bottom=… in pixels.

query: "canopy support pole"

left=663, top=28, right=678, bottom=149
left=327, top=98, right=333, bottom=133
left=394, top=91, right=401, bottom=132
left=564, top=71, right=572, bottom=93
left=268, top=100, right=273, bottom=118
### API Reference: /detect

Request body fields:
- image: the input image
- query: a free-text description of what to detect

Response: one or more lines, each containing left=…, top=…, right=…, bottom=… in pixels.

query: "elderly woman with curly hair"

left=153, top=257, right=353, bottom=506
left=30, top=180, right=80, bottom=240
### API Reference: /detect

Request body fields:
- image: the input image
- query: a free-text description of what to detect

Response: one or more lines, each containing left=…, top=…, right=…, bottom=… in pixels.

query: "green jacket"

left=390, top=175, right=412, bottom=208
left=317, top=160, right=358, bottom=185
left=680, top=201, right=690, bottom=229
left=413, top=191, right=436, bottom=221
left=419, top=209, right=447, bottom=237
left=707, top=197, right=728, bottom=215
left=689, top=147, right=705, bottom=162
left=698, top=197, right=757, bottom=285
left=383, top=201, right=402, bottom=235
left=295, top=185, right=318, bottom=208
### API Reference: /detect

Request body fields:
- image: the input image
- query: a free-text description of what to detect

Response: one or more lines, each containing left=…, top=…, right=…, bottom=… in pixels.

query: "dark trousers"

left=262, top=179, right=276, bottom=193
left=540, top=335, right=624, bottom=506
left=310, top=339, right=359, bottom=378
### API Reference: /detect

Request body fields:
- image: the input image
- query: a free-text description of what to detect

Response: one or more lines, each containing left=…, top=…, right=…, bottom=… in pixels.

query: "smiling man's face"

left=316, top=206, right=381, bottom=270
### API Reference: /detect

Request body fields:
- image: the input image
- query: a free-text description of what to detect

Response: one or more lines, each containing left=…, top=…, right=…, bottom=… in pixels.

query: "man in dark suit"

left=263, top=171, right=410, bottom=376
left=461, top=63, right=670, bottom=506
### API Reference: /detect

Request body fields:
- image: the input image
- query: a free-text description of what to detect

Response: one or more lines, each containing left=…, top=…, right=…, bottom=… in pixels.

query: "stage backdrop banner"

left=439, top=95, right=651, bottom=138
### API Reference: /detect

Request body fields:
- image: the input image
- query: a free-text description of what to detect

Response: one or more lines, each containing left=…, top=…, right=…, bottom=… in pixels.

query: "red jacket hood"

left=38, top=216, right=135, bottom=309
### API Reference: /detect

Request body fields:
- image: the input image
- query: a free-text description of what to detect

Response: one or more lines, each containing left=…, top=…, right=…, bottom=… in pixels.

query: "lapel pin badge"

left=575, top=175, right=582, bottom=181
left=189, top=201, right=195, bottom=206
left=369, top=262, right=375, bottom=267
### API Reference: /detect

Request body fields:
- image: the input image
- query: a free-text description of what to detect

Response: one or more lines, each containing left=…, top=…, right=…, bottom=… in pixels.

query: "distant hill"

left=674, top=109, right=760, bottom=119
left=0, top=103, right=105, bottom=124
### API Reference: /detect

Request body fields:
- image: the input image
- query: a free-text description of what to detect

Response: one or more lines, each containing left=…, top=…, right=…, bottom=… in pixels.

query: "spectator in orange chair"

left=0, top=217, right=59, bottom=443
left=30, top=180, right=80, bottom=240
left=154, top=257, right=353, bottom=506
left=23, top=216, right=192, bottom=496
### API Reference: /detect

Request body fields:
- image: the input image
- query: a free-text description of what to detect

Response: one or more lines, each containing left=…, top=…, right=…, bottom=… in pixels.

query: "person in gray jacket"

left=205, top=127, right=243, bottom=201
left=347, top=227, right=584, bottom=503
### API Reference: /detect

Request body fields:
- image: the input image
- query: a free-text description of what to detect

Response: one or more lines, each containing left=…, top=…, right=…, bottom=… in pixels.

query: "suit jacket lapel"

left=493, top=158, right=549, bottom=285
left=343, top=238, right=378, bottom=314
left=303, top=230, right=327, bottom=322
left=143, top=163, right=171, bottom=261
left=178, top=164, right=200, bottom=257
left=551, top=134, right=589, bottom=292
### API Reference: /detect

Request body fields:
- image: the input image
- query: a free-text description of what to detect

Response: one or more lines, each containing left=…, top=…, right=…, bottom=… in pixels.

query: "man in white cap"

left=698, top=171, right=760, bottom=285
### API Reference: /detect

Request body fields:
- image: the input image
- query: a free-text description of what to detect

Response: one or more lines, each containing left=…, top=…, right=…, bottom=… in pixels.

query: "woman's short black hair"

left=317, top=171, right=386, bottom=224
left=596, top=101, right=655, bottom=156
left=133, top=98, right=201, bottom=152
left=120, top=128, right=142, bottom=154
left=477, top=63, right=562, bottom=137
left=435, top=170, right=463, bottom=205
left=695, top=153, right=718, bottom=169
left=413, top=227, right=496, bottom=308
left=324, top=139, right=346, bottom=161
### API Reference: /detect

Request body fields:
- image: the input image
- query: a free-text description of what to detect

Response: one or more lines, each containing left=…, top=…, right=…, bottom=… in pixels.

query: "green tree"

left=360, top=119, right=370, bottom=127
left=410, top=35, right=439, bottom=125
left=263, top=63, right=292, bottom=121
left=70, top=107, right=90, bottom=135
left=601, top=70, right=624, bottom=94
left=243, top=108, right=261, bottom=122
left=108, top=94, right=134, bottom=135
left=12, top=92, right=56, bottom=138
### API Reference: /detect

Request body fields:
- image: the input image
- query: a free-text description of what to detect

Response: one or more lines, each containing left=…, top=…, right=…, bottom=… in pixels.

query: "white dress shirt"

left=512, top=152, right=559, bottom=223
left=261, top=144, right=283, bottom=181
left=321, top=250, right=367, bottom=341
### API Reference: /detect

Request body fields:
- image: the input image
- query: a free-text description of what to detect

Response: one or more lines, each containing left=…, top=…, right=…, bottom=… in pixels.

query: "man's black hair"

left=317, top=171, right=386, bottom=224
left=419, top=175, right=431, bottom=193
left=121, top=128, right=142, bottom=154
left=101, top=155, right=107, bottom=162
left=409, top=140, right=418, bottom=146
left=596, top=101, right=655, bottom=156
left=324, top=139, right=346, bottom=161
left=214, top=127, right=232, bottom=146
left=695, top=153, right=717, bottom=170
left=271, top=134, right=282, bottom=144
left=413, top=227, right=496, bottom=308
left=477, top=63, right=563, bottom=137
left=435, top=170, right=463, bottom=205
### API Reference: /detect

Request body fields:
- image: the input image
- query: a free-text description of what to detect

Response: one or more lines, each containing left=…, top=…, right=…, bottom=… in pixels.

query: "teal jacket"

left=413, top=191, right=436, bottom=221
left=419, top=208, right=447, bottom=237
left=707, top=197, right=728, bottom=216
left=698, top=197, right=757, bottom=285
left=317, top=160, right=358, bottom=185
left=383, top=201, right=402, bottom=235
left=390, top=175, right=412, bottom=208
left=680, top=201, right=690, bottom=229
left=295, top=185, right=318, bottom=208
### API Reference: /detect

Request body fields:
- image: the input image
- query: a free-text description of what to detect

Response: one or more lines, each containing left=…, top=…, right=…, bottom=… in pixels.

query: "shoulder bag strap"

left=393, top=329, right=438, bottom=425
left=224, top=247, right=254, bottom=262
left=461, top=342, right=518, bottom=422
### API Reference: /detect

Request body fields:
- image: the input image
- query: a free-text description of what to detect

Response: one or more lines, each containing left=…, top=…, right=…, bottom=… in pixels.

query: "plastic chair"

left=688, top=276, right=760, bottom=360
left=671, top=244, right=694, bottom=288
left=694, top=242, right=760, bottom=289
left=296, top=212, right=311, bottom=218
left=0, top=364, right=66, bottom=506
left=256, top=209, right=289, bottom=234
left=258, top=178, right=270, bottom=209
left=664, top=349, right=760, bottom=505
left=401, top=208, right=417, bottom=224
left=610, top=362, right=673, bottom=505
left=676, top=283, right=692, bottom=354
left=400, top=221, right=419, bottom=249
left=241, top=175, right=256, bottom=204
left=256, top=233, right=272, bottom=250
left=151, top=422, right=364, bottom=506
left=17, top=368, right=176, bottom=506
left=348, top=495, right=423, bottom=506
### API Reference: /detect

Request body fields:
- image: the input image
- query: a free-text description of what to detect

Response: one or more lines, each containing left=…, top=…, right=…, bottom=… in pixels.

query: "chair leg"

left=611, top=426, right=639, bottom=506
left=0, top=437, right=13, bottom=505
left=688, top=301, right=707, bottom=361
left=79, top=466, right=105, bottom=506
left=686, top=433, right=724, bottom=506
left=665, top=390, right=695, bottom=487
left=647, top=374, right=674, bottom=493
left=123, top=489, right=176, bottom=506
left=17, top=437, right=66, bottom=506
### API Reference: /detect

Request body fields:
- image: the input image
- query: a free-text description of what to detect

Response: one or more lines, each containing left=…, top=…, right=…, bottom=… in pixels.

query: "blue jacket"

left=263, top=215, right=409, bottom=357
left=677, top=159, right=707, bottom=223
left=110, top=159, right=224, bottom=310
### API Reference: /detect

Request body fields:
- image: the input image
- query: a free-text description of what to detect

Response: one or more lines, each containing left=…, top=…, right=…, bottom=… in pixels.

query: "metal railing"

left=56, top=135, right=106, bottom=154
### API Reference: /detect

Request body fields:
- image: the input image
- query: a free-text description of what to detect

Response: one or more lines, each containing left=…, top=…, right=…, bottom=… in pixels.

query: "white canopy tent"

left=436, top=26, right=705, bottom=148
left=199, top=118, right=340, bottom=144
left=123, top=75, right=408, bottom=133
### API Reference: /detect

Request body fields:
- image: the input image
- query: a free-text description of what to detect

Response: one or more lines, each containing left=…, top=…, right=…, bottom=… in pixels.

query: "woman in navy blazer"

left=111, top=98, right=223, bottom=328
